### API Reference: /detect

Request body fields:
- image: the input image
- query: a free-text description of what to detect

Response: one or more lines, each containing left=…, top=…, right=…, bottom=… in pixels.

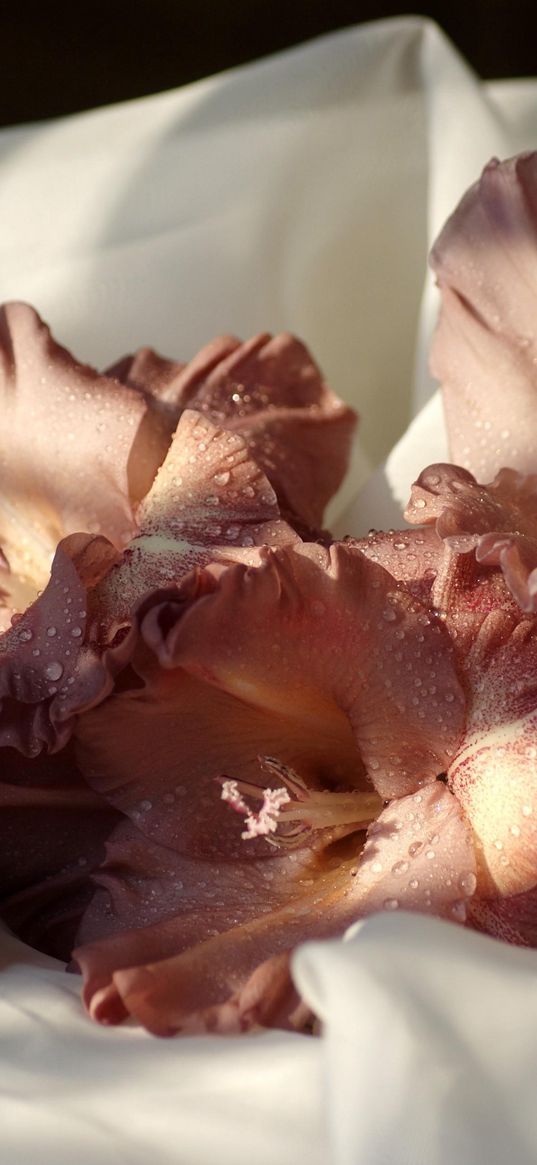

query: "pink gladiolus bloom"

left=3, top=153, right=537, bottom=1036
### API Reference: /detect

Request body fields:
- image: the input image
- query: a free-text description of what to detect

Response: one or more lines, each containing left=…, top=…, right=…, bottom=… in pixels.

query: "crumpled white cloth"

left=1, top=16, right=537, bottom=1165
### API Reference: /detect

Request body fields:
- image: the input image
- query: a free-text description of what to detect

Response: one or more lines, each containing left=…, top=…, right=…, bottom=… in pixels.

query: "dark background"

left=2, top=0, right=536, bottom=128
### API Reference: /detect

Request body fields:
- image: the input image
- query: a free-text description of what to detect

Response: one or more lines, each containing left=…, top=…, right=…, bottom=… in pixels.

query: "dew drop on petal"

left=383, top=898, right=399, bottom=911
left=45, top=661, right=64, bottom=682
left=459, top=871, right=477, bottom=895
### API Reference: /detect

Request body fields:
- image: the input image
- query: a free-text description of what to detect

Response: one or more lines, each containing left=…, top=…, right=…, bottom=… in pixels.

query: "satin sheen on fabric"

left=2, top=16, right=537, bottom=1165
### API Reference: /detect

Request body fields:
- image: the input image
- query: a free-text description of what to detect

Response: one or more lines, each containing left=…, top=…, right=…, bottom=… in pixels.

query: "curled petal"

left=187, top=332, right=356, bottom=528
left=468, top=887, right=537, bottom=947
left=75, top=784, right=475, bottom=1035
left=108, top=335, right=240, bottom=407
left=357, top=782, right=477, bottom=924
left=154, top=543, right=464, bottom=800
left=407, top=463, right=537, bottom=613
left=0, top=533, right=122, bottom=754
left=90, top=410, right=299, bottom=634
left=112, top=331, right=356, bottom=529
left=430, top=153, right=537, bottom=480
left=448, top=605, right=537, bottom=896
left=346, top=526, right=444, bottom=604
left=76, top=543, right=464, bottom=857
left=0, top=303, right=152, bottom=601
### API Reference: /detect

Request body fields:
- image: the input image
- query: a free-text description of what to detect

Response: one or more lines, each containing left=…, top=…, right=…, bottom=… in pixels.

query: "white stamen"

left=240, top=786, right=291, bottom=840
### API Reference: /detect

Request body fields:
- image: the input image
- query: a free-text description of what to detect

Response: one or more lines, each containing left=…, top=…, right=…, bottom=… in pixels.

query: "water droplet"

left=425, top=849, right=435, bottom=860
left=45, top=661, right=63, bottom=681
left=414, top=498, right=427, bottom=509
left=139, top=799, right=152, bottom=812
left=204, top=495, right=220, bottom=506
left=214, top=471, right=230, bottom=487
left=391, top=860, right=409, bottom=876
left=371, top=860, right=383, bottom=874
left=71, top=626, right=82, bottom=638
left=522, top=805, right=532, bottom=817
left=18, top=628, right=33, bottom=642
left=46, top=626, right=57, bottom=638
left=383, top=897, right=399, bottom=911
left=459, top=871, right=477, bottom=895
left=510, top=824, right=521, bottom=837
left=450, top=900, right=467, bottom=921
left=409, top=878, right=419, bottom=889
left=382, top=607, right=397, bottom=622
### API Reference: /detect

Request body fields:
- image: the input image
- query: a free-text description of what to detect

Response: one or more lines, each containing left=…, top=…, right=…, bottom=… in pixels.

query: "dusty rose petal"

left=149, top=543, right=464, bottom=800
left=430, top=153, right=537, bottom=480
left=110, top=328, right=354, bottom=528
left=357, top=782, right=477, bottom=922
left=107, top=336, right=243, bottom=505
left=185, top=332, right=356, bottom=528
left=448, top=601, right=537, bottom=896
left=113, top=331, right=356, bottom=529
left=468, top=887, right=537, bottom=947
left=75, top=816, right=318, bottom=952
left=108, top=335, right=240, bottom=406
left=76, top=543, right=463, bottom=861
left=76, top=785, right=474, bottom=1034
left=346, top=526, right=444, bottom=604
left=90, top=410, right=299, bottom=633
left=0, top=303, right=156, bottom=607
left=0, top=533, right=124, bottom=754
left=75, top=851, right=367, bottom=1034
left=407, top=462, right=537, bottom=613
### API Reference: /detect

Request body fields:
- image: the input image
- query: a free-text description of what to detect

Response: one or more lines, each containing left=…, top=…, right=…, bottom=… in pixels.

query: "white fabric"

left=1, top=16, right=537, bottom=1164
